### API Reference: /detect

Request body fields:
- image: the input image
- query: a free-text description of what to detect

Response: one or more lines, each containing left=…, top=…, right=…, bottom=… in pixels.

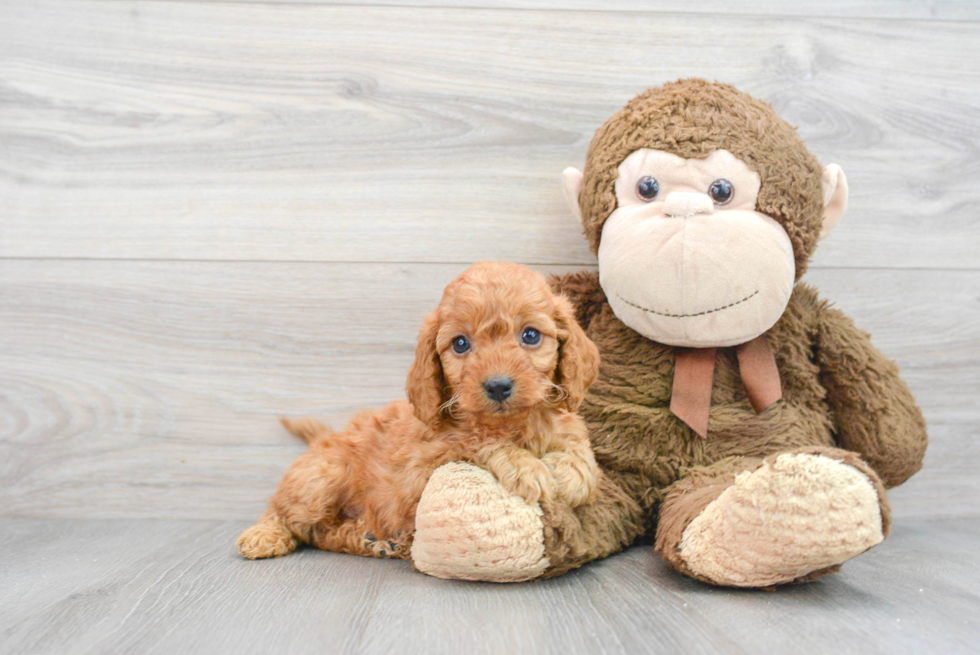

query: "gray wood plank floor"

left=1, top=0, right=978, bottom=653
left=1, top=518, right=977, bottom=655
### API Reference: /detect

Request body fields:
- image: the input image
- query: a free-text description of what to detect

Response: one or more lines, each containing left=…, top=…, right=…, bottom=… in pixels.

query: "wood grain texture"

left=1, top=2, right=977, bottom=651
left=1, top=260, right=976, bottom=521
left=132, top=0, right=980, bottom=20
left=2, top=1, right=979, bottom=268
left=0, top=518, right=977, bottom=655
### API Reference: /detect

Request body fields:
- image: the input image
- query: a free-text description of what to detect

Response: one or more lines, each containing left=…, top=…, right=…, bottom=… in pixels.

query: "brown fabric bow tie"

left=669, top=334, right=782, bottom=438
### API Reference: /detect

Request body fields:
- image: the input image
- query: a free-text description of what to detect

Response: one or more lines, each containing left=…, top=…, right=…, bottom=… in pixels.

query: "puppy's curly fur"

left=236, top=262, right=601, bottom=561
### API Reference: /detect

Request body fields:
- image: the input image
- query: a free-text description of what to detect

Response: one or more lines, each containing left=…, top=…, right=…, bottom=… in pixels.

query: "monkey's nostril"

left=483, top=376, right=514, bottom=403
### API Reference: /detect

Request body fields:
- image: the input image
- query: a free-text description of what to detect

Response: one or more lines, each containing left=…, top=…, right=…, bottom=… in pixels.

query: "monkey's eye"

left=708, top=179, right=734, bottom=205
left=451, top=335, right=470, bottom=354
left=521, top=327, right=542, bottom=347
left=636, top=176, right=660, bottom=201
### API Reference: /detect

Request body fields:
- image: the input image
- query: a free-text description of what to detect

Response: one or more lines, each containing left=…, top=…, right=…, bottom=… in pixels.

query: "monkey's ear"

left=562, top=167, right=584, bottom=222
left=820, top=164, right=848, bottom=240
left=405, top=311, right=447, bottom=427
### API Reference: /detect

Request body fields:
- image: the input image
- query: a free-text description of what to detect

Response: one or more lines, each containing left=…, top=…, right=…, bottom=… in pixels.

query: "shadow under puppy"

left=237, top=261, right=601, bottom=561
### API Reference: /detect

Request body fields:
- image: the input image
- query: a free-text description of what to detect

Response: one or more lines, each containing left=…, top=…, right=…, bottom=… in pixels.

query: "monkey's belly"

left=580, top=289, right=836, bottom=514
left=582, top=394, right=836, bottom=512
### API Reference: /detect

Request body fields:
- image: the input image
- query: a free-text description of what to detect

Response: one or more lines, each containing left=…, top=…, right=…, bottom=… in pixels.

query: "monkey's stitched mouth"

left=616, top=290, right=759, bottom=318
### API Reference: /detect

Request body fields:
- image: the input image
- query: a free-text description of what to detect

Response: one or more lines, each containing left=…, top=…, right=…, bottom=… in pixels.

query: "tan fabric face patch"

left=614, top=149, right=761, bottom=211
left=598, top=149, right=795, bottom=348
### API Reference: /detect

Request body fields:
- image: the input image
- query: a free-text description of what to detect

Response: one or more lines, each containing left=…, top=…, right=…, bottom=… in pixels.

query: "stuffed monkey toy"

left=410, top=79, right=928, bottom=587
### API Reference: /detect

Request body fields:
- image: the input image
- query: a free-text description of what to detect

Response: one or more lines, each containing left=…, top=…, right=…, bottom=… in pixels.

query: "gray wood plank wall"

left=2, top=0, right=976, bottom=521
left=1, top=1, right=978, bottom=653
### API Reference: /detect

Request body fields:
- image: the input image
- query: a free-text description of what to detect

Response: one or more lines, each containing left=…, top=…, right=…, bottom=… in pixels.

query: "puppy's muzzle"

left=483, top=376, right=514, bottom=403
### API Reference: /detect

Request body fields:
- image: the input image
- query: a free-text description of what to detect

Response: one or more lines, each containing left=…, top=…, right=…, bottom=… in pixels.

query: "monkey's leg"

left=655, top=446, right=891, bottom=588
left=411, top=461, right=643, bottom=582
left=536, top=471, right=644, bottom=579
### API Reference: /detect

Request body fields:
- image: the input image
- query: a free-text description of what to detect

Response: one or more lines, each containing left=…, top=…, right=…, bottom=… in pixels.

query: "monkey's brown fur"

left=236, top=262, right=601, bottom=561
left=534, top=79, right=928, bottom=582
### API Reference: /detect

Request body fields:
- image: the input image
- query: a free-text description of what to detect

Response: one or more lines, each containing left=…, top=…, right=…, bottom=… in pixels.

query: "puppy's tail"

left=280, top=417, right=333, bottom=445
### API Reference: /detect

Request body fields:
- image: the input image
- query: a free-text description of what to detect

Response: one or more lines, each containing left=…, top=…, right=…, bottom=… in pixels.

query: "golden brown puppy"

left=236, top=261, right=601, bottom=561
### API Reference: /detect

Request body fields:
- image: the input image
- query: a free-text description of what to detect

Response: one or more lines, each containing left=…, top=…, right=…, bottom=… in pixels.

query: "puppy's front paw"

left=542, top=452, right=598, bottom=508
left=236, top=521, right=298, bottom=559
left=499, top=459, right=555, bottom=506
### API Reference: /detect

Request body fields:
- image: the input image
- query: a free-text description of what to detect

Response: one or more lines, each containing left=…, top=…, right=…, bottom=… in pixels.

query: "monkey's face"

left=596, top=149, right=795, bottom=348
left=562, top=80, right=849, bottom=349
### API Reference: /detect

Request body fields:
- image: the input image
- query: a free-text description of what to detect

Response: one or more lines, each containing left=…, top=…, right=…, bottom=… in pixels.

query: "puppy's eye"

left=708, top=179, right=734, bottom=205
left=636, top=176, right=660, bottom=202
left=451, top=335, right=470, bottom=354
left=521, top=327, right=542, bottom=347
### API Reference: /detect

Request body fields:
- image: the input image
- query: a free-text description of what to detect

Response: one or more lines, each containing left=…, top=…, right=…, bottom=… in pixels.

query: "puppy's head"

left=406, top=262, right=600, bottom=427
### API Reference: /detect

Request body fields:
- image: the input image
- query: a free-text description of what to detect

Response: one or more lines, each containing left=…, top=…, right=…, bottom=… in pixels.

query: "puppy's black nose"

left=483, top=376, right=513, bottom=403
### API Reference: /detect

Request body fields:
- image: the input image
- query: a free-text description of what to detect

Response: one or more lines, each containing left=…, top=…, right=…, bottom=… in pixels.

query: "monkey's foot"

left=678, top=452, right=887, bottom=587
left=236, top=520, right=298, bottom=560
left=412, top=462, right=550, bottom=582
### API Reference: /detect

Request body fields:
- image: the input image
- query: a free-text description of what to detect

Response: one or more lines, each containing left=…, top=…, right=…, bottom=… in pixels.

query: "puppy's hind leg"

left=236, top=450, right=343, bottom=559
left=237, top=511, right=298, bottom=560
left=313, top=519, right=412, bottom=560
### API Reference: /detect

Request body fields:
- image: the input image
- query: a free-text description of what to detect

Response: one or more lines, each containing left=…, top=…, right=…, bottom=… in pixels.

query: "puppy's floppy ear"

left=405, top=310, right=447, bottom=427
left=553, top=294, right=600, bottom=412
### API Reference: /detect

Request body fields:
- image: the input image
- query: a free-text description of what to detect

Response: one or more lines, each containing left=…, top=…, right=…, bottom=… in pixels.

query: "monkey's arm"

left=815, top=304, right=927, bottom=488
left=549, top=271, right=606, bottom=329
